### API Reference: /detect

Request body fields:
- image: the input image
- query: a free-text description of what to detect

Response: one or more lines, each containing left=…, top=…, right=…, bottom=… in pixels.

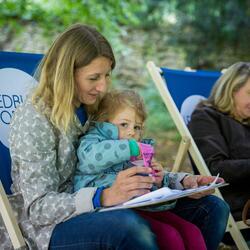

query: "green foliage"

left=141, top=86, right=176, bottom=133
left=166, top=0, right=250, bottom=68
left=1, top=0, right=248, bottom=162
left=0, top=0, right=155, bottom=45
left=1, top=0, right=248, bottom=70
left=0, top=0, right=46, bottom=26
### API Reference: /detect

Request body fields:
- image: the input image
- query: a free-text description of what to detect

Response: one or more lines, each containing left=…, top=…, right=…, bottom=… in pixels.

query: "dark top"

left=188, top=105, right=250, bottom=218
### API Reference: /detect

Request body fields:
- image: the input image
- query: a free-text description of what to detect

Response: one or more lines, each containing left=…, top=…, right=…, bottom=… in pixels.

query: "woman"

left=188, top=62, right=250, bottom=239
left=0, top=24, right=229, bottom=250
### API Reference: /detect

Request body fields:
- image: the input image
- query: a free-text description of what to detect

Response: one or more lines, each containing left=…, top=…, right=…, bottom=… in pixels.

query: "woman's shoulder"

left=9, top=98, right=57, bottom=151
left=191, top=104, right=237, bottom=130
left=10, top=97, right=53, bottom=133
left=194, top=104, right=224, bottom=118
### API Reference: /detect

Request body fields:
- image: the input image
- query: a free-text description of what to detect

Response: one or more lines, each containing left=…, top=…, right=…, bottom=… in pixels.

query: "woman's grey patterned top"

left=0, top=98, right=96, bottom=250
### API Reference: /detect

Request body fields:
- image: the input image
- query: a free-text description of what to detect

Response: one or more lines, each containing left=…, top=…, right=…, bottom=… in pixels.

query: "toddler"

left=74, top=89, right=206, bottom=250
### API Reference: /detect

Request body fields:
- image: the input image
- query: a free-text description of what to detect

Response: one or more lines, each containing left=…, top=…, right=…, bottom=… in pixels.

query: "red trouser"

left=137, top=210, right=207, bottom=250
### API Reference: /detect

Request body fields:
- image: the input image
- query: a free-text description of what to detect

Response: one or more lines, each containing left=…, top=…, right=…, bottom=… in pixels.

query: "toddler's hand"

left=151, top=160, right=164, bottom=188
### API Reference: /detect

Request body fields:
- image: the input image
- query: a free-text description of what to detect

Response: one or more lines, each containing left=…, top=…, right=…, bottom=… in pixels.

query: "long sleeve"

left=163, top=172, right=189, bottom=190
left=188, top=106, right=250, bottom=185
left=77, top=124, right=131, bottom=174
left=9, top=101, right=96, bottom=227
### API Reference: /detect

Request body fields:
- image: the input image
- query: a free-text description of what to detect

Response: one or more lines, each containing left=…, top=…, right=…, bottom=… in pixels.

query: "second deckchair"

left=147, top=61, right=249, bottom=250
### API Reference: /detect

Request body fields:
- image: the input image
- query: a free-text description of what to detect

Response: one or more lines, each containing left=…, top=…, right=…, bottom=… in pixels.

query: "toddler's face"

left=109, top=107, right=143, bottom=141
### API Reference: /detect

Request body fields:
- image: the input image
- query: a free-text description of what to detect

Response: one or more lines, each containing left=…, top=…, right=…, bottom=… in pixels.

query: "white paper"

left=99, top=177, right=228, bottom=212
left=123, top=187, right=182, bottom=206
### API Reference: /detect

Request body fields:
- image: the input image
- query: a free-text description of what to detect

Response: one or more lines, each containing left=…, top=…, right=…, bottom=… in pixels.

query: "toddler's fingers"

left=152, top=164, right=163, bottom=171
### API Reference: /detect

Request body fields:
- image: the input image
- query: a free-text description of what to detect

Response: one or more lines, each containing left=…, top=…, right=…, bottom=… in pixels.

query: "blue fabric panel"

left=0, top=51, right=43, bottom=194
left=75, top=105, right=88, bottom=125
left=0, top=141, right=11, bottom=193
left=161, top=68, right=221, bottom=110
left=0, top=51, right=43, bottom=76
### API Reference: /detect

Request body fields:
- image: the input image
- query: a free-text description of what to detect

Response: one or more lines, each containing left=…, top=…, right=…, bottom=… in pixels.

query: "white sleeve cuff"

left=75, top=187, right=97, bottom=214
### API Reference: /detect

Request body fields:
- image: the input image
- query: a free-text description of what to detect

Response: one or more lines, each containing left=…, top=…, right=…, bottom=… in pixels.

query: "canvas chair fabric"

left=0, top=51, right=42, bottom=249
left=147, top=61, right=250, bottom=250
left=0, top=51, right=42, bottom=194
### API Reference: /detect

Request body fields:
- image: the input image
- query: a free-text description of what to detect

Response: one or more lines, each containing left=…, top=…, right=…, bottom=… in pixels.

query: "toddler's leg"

left=138, top=210, right=206, bottom=250
left=138, top=210, right=185, bottom=250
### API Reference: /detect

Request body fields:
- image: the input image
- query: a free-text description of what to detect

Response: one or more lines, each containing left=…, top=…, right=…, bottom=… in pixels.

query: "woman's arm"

left=101, top=166, right=155, bottom=206
left=9, top=103, right=96, bottom=226
left=188, top=107, right=250, bottom=184
left=166, top=172, right=191, bottom=189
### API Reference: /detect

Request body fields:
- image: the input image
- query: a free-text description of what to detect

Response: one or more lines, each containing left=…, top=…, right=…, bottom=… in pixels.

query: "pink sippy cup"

left=139, top=143, right=155, bottom=175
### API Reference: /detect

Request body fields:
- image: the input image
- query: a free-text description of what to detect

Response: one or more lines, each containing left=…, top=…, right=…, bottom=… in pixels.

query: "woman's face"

left=233, top=78, right=250, bottom=120
left=75, top=56, right=112, bottom=105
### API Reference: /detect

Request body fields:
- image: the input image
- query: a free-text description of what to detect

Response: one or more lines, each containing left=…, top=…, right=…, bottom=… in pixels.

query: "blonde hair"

left=203, top=62, right=250, bottom=121
left=92, top=89, right=147, bottom=123
left=32, top=23, right=115, bottom=132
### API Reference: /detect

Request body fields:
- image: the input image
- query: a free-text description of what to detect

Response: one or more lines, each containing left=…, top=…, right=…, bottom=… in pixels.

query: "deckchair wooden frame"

left=147, top=61, right=249, bottom=250
left=0, top=181, right=26, bottom=249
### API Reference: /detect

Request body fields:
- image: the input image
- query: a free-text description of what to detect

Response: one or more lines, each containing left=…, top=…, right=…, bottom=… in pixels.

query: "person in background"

left=188, top=62, right=250, bottom=242
left=75, top=89, right=229, bottom=250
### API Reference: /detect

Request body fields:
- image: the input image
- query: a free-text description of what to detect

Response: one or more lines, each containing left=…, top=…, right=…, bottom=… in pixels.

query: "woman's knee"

left=209, top=196, right=230, bottom=219
left=214, top=197, right=230, bottom=230
left=120, top=210, right=155, bottom=237
left=202, top=195, right=230, bottom=231
left=110, top=209, right=158, bottom=249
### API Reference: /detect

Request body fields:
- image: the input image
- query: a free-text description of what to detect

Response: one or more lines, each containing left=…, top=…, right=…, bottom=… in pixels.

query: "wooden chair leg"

left=0, top=182, right=26, bottom=249
left=227, top=213, right=249, bottom=250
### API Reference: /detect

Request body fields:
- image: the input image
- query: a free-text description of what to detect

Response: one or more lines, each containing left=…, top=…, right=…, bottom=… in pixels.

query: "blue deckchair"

left=0, top=51, right=43, bottom=194
left=147, top=61, right=250, bottom=250
left=0, top=51, right=42, bottom=249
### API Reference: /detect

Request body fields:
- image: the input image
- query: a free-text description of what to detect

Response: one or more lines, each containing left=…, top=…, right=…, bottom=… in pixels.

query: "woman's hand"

left=101, top=166, right=155, bottom=207
left=151, top=160, right=164, bottom=188
left=182, top=175, right=224, bottom=199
